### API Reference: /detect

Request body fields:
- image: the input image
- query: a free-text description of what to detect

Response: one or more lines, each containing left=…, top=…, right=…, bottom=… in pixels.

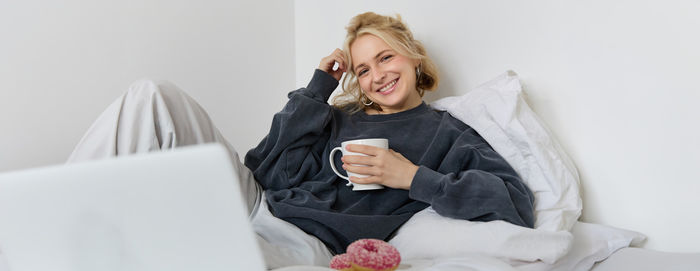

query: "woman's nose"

left=372, top=68, right=386, bottom=83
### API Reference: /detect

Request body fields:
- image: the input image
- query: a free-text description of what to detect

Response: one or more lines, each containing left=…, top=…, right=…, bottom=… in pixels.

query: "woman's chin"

left=375, top=102, right=406, bottom=113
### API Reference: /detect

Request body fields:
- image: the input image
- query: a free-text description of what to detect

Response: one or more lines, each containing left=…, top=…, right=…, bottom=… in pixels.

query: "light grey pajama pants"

left=67, top=79, right=333, bottom=269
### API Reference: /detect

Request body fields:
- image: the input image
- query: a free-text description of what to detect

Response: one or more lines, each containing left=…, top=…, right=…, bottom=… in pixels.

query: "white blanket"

left=271, top=221, right=645, bottom=271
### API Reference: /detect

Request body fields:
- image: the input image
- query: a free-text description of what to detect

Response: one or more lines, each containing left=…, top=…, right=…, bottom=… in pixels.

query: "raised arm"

left=245, top=49, right=348, bottom=190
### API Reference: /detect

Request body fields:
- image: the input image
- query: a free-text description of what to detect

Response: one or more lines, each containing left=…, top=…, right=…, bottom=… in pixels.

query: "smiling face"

left=350, top=34, right=422, bottom=114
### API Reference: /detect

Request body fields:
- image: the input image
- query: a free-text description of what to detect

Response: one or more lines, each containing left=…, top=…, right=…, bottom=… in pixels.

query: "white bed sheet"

left=273, top=221, right=646, bottom=271
left=591, top=248, right=700, bottom=271
left=2, top=222, right=694, bottom=271
left=0, top=250, right=6, bottom=271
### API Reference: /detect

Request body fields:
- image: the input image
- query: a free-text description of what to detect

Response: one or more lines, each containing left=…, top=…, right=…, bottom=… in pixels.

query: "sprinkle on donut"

left=329, top=253, right=353, bottom=270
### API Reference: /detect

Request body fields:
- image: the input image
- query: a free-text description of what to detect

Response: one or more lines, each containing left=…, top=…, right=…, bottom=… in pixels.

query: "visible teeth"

left=379, top=80, right=397, bottom=92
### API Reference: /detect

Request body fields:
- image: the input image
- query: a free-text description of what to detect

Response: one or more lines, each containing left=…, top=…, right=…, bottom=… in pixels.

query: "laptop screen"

left=0, top=144, right=266, bottom=271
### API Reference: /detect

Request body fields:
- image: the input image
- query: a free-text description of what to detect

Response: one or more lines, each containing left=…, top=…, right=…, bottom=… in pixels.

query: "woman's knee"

left=123, top=78, right=186, bottom=103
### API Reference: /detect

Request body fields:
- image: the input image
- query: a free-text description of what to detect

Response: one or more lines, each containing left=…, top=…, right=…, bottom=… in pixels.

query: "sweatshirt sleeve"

left=408, top=140, right=536, bottom=228
left=244, top=69, right=338, bottom=190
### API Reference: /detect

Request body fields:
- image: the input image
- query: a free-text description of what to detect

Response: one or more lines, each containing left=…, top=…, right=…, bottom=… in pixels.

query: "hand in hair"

left=318, top=48, right=347, bottom=81
left=341, top=144, right=419, bottom=190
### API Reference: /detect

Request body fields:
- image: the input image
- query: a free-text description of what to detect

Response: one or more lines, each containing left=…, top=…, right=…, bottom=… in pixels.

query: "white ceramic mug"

left=329, top=138, right=388, bottom=191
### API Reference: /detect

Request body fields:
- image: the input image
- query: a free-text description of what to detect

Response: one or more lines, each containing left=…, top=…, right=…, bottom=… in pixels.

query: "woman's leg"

left=251, top=196, right=334, bottom=269
left=68, top=79, right=333, bottom=269
left=67, top=79, right=261, bottom=216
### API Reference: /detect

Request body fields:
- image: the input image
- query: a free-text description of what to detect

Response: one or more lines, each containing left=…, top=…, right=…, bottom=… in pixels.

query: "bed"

left=1, top=71, right=697, bottom=271
left=271, top=70, right=700, bottom=270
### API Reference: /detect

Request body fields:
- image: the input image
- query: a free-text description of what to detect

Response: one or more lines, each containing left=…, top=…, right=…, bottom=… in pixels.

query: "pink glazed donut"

left=346, top=239, right=401, bottom=271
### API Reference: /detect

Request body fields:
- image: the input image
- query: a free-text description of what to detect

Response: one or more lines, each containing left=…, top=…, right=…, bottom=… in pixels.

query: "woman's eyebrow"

left=373, top=49, right=391, bottom=59
left=354, top=49, right=392, bottom=72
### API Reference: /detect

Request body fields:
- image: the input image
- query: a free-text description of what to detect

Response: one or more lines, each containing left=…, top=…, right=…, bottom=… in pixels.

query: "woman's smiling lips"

left=376, top=78, right=399, bottom=95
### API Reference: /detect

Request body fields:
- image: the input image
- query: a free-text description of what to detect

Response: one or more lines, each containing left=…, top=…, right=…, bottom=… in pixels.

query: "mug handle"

left=329, top=147, right=352, bottom=186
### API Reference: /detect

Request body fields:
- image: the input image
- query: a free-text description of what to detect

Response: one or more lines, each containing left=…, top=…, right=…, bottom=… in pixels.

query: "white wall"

left=295, top=0, right=700, bottom=252
left=2, top=0, right=698, bottom=254
left=0, top=0, right=295, bottom=172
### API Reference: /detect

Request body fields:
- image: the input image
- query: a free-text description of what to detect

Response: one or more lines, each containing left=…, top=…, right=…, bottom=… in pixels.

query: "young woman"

left=68, top=12, right=534, bottom=269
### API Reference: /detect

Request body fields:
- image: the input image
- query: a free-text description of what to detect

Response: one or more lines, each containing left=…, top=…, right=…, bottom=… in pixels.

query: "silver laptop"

left=0, top=144, right=266, bottom=271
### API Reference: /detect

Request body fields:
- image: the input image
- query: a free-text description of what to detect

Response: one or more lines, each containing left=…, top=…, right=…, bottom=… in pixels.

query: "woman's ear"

left=413, top=58, right=421, bottom=68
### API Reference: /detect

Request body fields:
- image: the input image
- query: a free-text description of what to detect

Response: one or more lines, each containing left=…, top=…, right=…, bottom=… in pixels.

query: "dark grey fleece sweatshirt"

left=244, top=69, right=534, bottom=254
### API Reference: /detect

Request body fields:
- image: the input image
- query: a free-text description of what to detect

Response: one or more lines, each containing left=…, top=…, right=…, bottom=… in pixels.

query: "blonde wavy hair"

left=333, top=12, right=439, bottom=113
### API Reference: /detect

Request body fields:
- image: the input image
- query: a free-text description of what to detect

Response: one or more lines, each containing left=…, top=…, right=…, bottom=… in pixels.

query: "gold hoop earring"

left=415, top=64, right=422, bottom=81
left=360, top=92, right=374, bottom=106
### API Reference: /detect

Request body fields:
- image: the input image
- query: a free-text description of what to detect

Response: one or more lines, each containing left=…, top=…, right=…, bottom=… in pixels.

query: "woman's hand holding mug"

left=342, top=144, right=419, bottom=190
left=329, top=138, right=419, bottom=191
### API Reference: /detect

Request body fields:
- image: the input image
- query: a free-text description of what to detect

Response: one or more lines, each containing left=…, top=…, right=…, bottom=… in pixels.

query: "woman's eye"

left=381, top=55, right=393, bottom=62
left=358, top=69, right=368, bottom=76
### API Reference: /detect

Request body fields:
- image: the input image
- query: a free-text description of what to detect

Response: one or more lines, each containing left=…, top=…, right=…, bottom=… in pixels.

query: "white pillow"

left=430, top=70, right=582, bottom=232
left=513, top=222, right=647, bottom=271
left=390, top=71, right=583, bottom=263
